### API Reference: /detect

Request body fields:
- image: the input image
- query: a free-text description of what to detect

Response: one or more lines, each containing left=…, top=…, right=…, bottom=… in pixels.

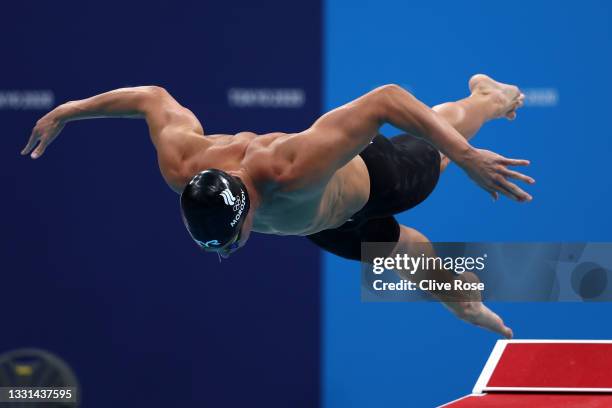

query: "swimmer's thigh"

left=306, top=216, right=400, bottom=261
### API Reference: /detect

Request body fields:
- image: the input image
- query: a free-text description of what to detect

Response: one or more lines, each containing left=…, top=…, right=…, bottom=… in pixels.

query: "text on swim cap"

left=230, top=190, right=247, bottom=227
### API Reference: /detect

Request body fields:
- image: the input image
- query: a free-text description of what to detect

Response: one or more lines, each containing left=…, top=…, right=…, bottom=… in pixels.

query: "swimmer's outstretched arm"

left=298, top=84, right=531, bottom=201
left=22, top=86, right=205, bottom=188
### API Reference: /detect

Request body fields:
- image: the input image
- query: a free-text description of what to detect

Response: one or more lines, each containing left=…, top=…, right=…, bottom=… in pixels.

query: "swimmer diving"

left=23, top=74, right=532, bottom=338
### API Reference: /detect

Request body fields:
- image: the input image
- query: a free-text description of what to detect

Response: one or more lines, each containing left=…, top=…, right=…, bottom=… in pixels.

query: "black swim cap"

left=180, top=169, right=250, bottom=251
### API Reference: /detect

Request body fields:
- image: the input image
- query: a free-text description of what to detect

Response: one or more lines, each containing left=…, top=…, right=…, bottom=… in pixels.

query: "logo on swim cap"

left=219, top=189, right=237, bottom=206
left=195, top=239, right=221, bottom=248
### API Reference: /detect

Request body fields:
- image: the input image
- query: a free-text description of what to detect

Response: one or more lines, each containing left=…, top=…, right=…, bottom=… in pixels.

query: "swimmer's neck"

left=227, top=168, right=262, bottom=218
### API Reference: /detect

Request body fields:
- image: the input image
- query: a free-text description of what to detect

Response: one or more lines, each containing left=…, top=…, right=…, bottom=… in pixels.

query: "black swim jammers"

left=306, top=133, right=441, bottom=261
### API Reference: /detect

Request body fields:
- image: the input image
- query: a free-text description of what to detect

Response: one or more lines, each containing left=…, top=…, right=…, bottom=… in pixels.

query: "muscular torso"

left=166, top=131, right=370, bottom=236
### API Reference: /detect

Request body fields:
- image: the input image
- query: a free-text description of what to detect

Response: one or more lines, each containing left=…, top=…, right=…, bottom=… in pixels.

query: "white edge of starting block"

left=483, top=387, right=612, bottom=392
left=436, top=393, right=486, bottom=408
left=472, top=340, right=508, bottom=393
left=472, top=339, right=612, bottom=394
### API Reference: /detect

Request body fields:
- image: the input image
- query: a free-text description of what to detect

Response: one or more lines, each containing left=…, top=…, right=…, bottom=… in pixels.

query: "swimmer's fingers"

left=483, top=185, right=499, bottom=201
left=493, top=156, right=533, bottom=201
left=461, top=149, right=531, bottom=202
left=500, top=157, right=530, bottom=167
left=23, top=117, right=65, bottom=159
left=491, top=182, right=515, bottom=201
left=21, top=128, right=41, bottom=156
left=500, top=167, right=535, bottom=185
left=494, top=176, right=532, bottom=202
left=31, top=133, right=55, bottom=159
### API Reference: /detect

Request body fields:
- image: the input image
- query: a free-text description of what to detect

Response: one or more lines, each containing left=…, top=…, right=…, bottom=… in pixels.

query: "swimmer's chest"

left=252, top=191, right=324, bottom=235
left=252, top=161, right=369, bottom=235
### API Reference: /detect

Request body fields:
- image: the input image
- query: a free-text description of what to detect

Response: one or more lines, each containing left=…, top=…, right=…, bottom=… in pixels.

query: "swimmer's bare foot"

left=468, top=74, right=525, bottom=121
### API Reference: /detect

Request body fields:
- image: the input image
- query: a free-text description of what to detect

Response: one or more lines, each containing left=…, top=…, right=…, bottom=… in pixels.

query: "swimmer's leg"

left=432, top=74, right=525, bottom=172
left=389, top=224, right=513, bottom=338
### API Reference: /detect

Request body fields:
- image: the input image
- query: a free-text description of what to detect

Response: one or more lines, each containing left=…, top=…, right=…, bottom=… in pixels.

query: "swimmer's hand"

left=459, top=148, right=534, bottom=202
left=22, top=108, right=66, bottom=159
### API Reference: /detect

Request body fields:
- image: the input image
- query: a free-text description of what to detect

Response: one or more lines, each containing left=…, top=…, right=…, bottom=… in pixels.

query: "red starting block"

left=439, top=340, right=612, bottom=407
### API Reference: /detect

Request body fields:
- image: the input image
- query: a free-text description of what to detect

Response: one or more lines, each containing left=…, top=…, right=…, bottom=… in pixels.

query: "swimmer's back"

left=173, top=130, right=372, bottom=236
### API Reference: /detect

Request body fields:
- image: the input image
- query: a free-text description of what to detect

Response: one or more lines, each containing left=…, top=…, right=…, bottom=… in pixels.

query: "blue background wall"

left=1, top=1, right=321, bottom=406
left=323, top=1, right=612, bottom=407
